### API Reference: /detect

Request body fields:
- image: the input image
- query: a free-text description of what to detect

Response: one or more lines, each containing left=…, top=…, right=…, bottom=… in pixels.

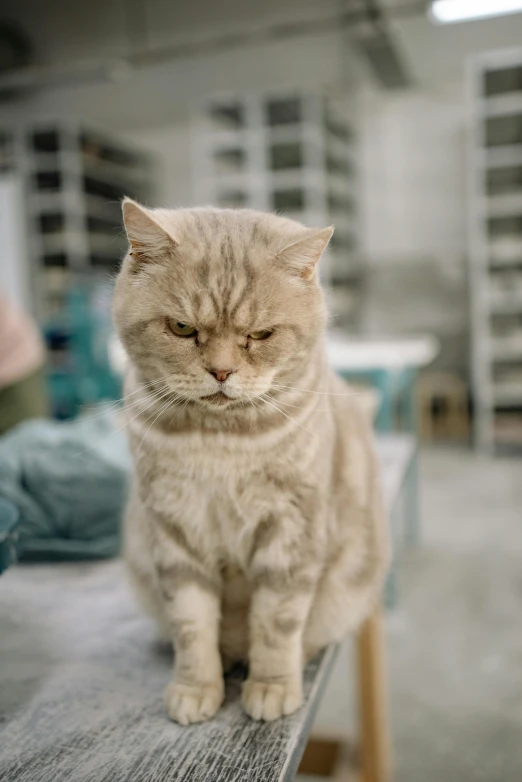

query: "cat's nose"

left=207, top=368, right=236, bottom=383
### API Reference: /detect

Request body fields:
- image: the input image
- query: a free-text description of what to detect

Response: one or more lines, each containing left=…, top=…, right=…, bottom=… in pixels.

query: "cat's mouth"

left=200, top=391, right=235, bottom=406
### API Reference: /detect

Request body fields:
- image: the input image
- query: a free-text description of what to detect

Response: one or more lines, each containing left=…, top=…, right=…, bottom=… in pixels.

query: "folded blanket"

left=0, top=406, right=131, bottom=561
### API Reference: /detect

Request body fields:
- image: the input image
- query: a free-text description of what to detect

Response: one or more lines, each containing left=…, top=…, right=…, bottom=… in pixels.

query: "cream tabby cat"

left=113, top=199, right=389, bottom=725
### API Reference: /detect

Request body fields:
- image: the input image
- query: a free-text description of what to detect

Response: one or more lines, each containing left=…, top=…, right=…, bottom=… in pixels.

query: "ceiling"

left=0, top=0, right=521, bottom=90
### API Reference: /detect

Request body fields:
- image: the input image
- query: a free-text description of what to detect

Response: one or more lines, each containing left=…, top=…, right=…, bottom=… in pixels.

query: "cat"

left=113, top=199, right=389, bottom=725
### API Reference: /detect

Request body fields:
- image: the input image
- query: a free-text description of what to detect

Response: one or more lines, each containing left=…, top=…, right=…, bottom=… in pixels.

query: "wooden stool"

left=418, top=371, right=470, bottom=443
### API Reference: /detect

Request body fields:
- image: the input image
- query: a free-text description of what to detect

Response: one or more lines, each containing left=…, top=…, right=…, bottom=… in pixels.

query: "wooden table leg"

left=356, top=609, right=390, bottom=782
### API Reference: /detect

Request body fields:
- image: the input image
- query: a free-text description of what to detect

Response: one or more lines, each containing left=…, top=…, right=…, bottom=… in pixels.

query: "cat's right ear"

left=122, top=198, right=178, bottom=270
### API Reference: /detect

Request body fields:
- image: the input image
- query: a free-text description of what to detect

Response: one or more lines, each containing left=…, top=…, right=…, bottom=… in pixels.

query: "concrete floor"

left=301, top=447, right=522, bottom=781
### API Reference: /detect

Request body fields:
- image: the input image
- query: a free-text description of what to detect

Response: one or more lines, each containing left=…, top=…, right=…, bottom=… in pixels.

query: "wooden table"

left=0, top=435, right=414, bottom=782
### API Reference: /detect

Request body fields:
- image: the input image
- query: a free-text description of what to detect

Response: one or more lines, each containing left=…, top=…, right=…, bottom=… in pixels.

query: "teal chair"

left=45, top=285, right=122, bottom=420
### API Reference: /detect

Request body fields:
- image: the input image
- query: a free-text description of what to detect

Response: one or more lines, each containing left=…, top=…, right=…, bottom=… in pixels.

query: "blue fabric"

left=0, top=407, right=131, bottom=561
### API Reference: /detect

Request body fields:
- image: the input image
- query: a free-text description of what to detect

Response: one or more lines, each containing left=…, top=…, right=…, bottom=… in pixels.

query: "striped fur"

left=113, top=201, right=389, bottom=724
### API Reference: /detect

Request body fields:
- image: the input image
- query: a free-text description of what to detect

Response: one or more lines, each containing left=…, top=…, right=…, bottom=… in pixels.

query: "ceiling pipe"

left=352, top=0, right=414, bottom=88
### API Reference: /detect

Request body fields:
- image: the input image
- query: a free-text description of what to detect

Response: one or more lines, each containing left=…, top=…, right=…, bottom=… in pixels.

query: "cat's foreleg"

left=242, top=506, right=320, bottom=722
left=152, top=517, right=224, bottom=725
left=242, top=580, right=314, bottom=721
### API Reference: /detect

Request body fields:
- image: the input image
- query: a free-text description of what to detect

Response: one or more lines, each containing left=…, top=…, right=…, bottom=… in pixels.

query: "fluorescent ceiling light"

left=430, top=0, right=522, bottom=23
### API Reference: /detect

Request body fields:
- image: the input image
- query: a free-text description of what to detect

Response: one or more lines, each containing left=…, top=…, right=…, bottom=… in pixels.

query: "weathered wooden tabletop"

left=0, top=559, right=337, bottom=782
left=0, top=434, right=413, bottom=782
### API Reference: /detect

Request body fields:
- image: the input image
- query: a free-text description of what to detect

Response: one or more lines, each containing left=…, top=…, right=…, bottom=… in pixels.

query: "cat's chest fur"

left=135, top=424, right=293, bottom=570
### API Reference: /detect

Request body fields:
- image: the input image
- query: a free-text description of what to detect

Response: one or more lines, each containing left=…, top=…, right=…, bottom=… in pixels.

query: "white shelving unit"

left=1, top=121, right=154, bottom=320
left=192, top=89, right=362, bottom=326
left=468, top=48, right=522, bottom=451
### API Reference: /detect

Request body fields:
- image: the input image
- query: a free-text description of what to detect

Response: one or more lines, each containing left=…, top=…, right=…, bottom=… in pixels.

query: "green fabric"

left=0, top=406, right=131, bottom=561
left=0, top=367, right=49, bottom=435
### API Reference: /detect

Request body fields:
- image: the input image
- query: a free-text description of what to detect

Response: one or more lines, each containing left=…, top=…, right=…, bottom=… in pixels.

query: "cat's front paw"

left=165, top=680, right=224, bottom=725
left=241, top=678, right=303, bottom=721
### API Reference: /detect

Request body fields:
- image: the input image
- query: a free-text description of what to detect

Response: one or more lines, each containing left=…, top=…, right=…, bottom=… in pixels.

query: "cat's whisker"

left=254, top=392, right=314, bottom=437
left=72, top=388, right=169, bottom=458
left=171, top=388, right=197, bottom=419
left=78, top=374, right=179, bottom=416
left=80, top=385, right=172, bottom=424
left=136, top=394, right=181, bottom=455
left=167, top=392, right=193, bottom=426
left=245, top=393, right=266, bottom=421
left=262, top=393, right=330, bottom=413
left=270, top=382, right=369, bottom=398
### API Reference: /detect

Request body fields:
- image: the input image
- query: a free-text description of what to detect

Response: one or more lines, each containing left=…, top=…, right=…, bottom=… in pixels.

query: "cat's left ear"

left=122, top=198, right=178, bottom=270
left=277, top=226, right=334, bottom=280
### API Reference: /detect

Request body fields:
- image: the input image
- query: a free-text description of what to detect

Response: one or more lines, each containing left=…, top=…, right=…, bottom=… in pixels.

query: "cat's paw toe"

left=241, top=679, right=302, bottom=721
left=165, top=680, right=224, bottom=725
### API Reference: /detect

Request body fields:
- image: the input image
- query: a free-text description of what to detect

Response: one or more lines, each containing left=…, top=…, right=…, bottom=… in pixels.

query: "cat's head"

left=113, top=200, right=332, bottom=409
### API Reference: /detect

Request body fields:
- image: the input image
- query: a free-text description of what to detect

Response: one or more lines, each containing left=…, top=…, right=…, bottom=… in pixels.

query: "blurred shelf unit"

left=468, top=48, right=522, bottom=452
left=192, top=90, right=362, bottom=326
left=2, top=121, right=154, bottom=320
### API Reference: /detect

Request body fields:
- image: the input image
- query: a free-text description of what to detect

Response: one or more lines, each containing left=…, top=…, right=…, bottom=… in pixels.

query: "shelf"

left=275, top=210, right=327, bottom=226
left=490, top=257, right=522, bottom=270
left=206, top=129, right=249, bottom=149
left=28, top=192, right=64, bottom=213
left=81, top=132, right=151, bottom=169
left=30, top=152, right=60, bottom=172
left=484, top=93, right=522, bottom=118
left=28, top=192, right=122, bottom=223
left=30, top=152, right=148, bottom=192
left=208, top=102, right=246, bottom=131
left=490, top=337, right=522, bottom=362
left=205, top=167, right=352, bottom=192
left=485, top=115, right=522, bottom=149
left=267, top=125, right=306, bottom=144
left=39, top=231, right=125, bottom=257
left=486, top=192, right=522, bottom=217
left=328, top=212, right=356, bottom=233
left=494, top=430, right=522, bottom=446
left=488, top=236, right=522, bottom=266
left=493, top=385, right=522, bottom=404
left=205, top=124, right=350, bottom=151
left=489, top=293, right=522, bottom=314
left=327, top=171, right=355, bottom=195
left=494, top=413, right=522, bottom=445
left=324, top=133, right=353, bottom=159
left=84, top=195, right=123, bottom=221
left=482, top=145, right=522, bottom=168
left=82, top=155, right=149, bottom=186
left=469, top=54, right=522, bottom=451
left=492, top=349, right=522, bottom=363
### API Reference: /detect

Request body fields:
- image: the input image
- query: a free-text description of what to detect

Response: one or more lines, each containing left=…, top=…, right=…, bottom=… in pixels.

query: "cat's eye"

left=248, top=330, right=272, bottom=341
left=168, top=320, right=197, bottom=337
